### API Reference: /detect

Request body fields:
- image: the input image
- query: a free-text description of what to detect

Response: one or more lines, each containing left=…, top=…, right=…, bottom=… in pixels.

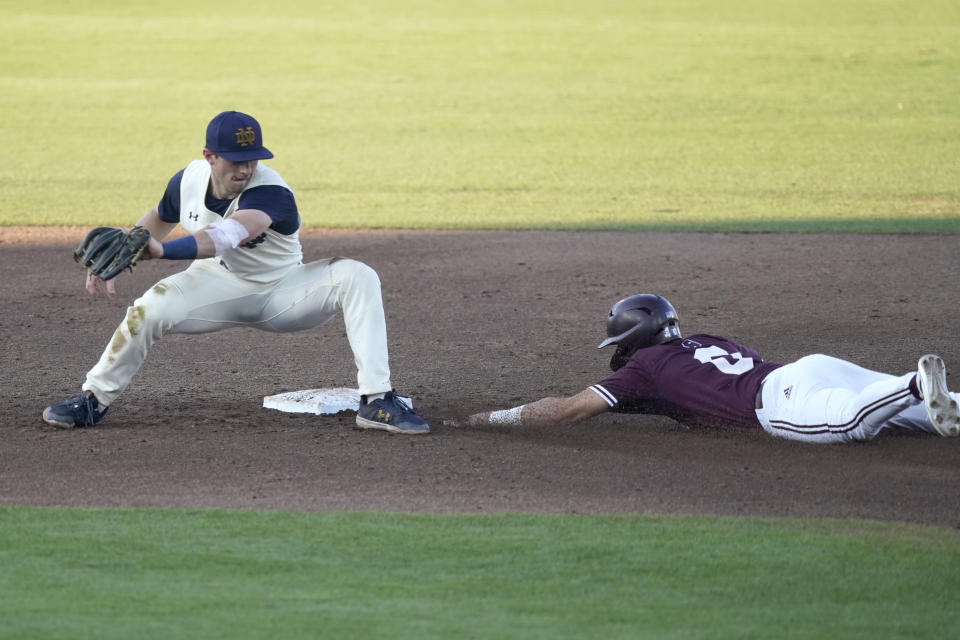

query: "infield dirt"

left=2, top=228, right=957, bottom=527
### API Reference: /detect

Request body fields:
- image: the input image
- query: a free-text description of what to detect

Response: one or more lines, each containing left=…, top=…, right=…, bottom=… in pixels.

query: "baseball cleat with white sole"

left=356, top=390, right=430, bottom=434
left=42, top=391, right=109, bottom=429
left=917, top=354, right=960, bottom=437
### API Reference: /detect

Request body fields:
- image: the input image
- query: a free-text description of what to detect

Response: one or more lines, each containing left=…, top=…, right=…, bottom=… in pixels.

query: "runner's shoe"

left=917, top=355, right=960, bottom=437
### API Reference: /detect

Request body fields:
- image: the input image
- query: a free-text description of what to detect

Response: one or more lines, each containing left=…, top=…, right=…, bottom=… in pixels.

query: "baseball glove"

left=73, top=226, right=151, bottom=281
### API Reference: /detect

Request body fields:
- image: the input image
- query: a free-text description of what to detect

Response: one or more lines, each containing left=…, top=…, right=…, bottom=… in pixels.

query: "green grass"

left=1, top=506, right=957, bottom=639
left=1, top=0, right=958, bottom=231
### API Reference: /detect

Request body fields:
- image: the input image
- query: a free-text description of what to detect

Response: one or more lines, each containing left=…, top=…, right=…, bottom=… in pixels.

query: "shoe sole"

left=918, top=355, right=960, bottom=437
left=355, top=416, right=430, bottom=434
left=41, top=408, right=79, bottom=429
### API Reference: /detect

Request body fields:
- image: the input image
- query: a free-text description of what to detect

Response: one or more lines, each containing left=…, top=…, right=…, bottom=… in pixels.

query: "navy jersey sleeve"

left=237, top=185, right=300, bottom=235
left=157, top=169, right=185, bottom=223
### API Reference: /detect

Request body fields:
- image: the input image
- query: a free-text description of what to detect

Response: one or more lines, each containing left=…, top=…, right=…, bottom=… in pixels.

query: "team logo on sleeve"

left=241, top=232, right=267, bottom=249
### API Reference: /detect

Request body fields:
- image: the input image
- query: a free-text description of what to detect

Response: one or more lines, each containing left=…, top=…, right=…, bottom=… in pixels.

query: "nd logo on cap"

left=205, top=111, right=274, bottom=162
left=234, top=127, right=257, bottom=148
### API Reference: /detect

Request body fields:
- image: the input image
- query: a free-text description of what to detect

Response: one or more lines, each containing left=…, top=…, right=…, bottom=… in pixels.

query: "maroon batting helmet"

left=598, top=294, right=682, bottom=370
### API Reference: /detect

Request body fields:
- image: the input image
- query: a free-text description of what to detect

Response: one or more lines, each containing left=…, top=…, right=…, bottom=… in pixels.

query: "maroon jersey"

left=590, top=334, right=783, bottom=428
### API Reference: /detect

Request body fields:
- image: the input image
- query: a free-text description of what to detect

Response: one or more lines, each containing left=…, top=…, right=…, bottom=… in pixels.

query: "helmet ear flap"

left=657, top=321, right=682, bottom=345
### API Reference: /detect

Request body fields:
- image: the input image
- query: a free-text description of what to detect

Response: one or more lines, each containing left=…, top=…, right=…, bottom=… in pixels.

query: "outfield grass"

left=1, top=0, right=958, bottom=231
left=1, top=506, right=957, bottom=639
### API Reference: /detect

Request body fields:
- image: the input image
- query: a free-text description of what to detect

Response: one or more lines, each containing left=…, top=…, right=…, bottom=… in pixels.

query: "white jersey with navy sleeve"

left=178, top=159, right=302, bottom=283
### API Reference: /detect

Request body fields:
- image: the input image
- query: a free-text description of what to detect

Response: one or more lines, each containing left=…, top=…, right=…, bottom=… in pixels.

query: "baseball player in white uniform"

left=43, top=110, right=429, bottom=434
left=453, top=294, right=960, bottom=444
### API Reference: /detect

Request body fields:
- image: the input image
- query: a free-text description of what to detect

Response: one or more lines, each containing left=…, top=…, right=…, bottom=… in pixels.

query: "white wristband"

left=204, top=218, right=250, bottom=256
left=489, top=405, right=525, bottom=425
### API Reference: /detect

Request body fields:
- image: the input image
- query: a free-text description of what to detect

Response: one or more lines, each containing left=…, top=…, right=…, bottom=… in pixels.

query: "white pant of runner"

left=755, top=354, right=947, bottom=443
left=83, top=257, right=392, bottom=405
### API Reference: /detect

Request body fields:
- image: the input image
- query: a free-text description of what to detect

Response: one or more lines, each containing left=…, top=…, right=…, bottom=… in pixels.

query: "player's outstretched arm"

left=146, top=208, right=273, bottom=261
left=132, top=207, right=178, bottom=262
left=455, top=388, right=609, bottom=428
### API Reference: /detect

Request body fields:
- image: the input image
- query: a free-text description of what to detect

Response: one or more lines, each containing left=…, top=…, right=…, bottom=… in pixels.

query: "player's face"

left=204, top=151, right=257, bottom=199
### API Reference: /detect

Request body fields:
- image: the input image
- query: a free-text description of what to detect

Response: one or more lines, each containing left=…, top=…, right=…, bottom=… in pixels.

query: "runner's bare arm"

left=457, top=388, right=609, bottom=427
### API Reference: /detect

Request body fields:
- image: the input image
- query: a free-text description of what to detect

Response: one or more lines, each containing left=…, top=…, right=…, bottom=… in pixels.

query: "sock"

left=909, top=374, right=922, bottom=400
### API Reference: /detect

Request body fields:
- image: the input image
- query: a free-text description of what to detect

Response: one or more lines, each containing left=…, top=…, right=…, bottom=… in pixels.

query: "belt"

left=755, top=384, right=764, bottom=409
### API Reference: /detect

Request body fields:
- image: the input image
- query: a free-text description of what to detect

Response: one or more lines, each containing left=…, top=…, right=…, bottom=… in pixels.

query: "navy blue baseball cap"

left=205, top=111, right=273, bottom=162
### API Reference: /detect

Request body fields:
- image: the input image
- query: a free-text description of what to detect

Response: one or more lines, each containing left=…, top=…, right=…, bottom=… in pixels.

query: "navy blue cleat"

left=42, top=391, right=108, bottom=429
left=355, top=391, right=430, bottom=434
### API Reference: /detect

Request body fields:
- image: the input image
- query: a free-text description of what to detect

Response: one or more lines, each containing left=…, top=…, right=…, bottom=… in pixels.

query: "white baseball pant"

left=754, top=354, right=943, bottom=443
left=83, top=257, right=392, bottom=405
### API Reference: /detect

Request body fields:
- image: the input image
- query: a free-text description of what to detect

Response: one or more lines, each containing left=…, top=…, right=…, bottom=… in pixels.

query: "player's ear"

left=202, top=148, right=217, bottom=164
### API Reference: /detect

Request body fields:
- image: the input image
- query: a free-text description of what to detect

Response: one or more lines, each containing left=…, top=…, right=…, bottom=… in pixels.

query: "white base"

left=262, top=387, right=361, bottom=415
